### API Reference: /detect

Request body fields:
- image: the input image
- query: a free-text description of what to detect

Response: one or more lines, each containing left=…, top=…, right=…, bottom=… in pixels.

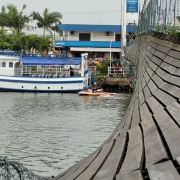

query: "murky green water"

left=0, top=92, right=132, bottom=177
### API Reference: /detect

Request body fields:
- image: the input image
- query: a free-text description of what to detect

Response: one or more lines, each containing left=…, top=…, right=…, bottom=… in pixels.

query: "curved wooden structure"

left=53, top=34, right=180, bottom=180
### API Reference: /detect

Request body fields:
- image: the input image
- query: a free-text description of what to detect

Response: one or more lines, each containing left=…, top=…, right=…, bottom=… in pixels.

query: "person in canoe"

left=92, top=82, right=98, bottom=93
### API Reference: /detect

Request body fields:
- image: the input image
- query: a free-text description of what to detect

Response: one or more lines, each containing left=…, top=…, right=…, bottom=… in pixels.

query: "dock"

left=52, top=33, right=180, bottom=180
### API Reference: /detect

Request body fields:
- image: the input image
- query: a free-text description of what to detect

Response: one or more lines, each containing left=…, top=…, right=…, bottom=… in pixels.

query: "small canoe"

left=78, top=89, right=117, bottom=96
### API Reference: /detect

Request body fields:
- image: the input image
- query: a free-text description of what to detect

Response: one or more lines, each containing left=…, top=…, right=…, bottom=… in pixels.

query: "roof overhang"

left=70, top=47, right=122, bottom=52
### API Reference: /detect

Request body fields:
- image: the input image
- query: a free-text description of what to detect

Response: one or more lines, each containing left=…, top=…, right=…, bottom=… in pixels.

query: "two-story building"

left=55, top=24, right=137, bottom=60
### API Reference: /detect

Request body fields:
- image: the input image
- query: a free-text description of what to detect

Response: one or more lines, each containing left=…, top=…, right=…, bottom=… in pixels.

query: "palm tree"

left=31, top=8, right=62, bottom=46
left=0, top=4, right=31, bottom=35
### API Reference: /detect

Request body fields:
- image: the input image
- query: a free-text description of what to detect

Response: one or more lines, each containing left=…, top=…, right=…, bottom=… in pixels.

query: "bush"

left=96, top=60, right=110, bottom=74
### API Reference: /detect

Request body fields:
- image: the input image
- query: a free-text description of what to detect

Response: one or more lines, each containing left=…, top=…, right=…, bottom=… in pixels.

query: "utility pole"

left=121, top=0, right=127, bottom=56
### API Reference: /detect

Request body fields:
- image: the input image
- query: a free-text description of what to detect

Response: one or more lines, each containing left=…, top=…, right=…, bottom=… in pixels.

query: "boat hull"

left=0, top=75, right=87, bottom=92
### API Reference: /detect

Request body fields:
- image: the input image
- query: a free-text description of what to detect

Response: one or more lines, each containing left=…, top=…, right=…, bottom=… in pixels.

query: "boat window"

left=9, top=62, right=13, bottom=68
left=2, top=62, right=6, bottom=67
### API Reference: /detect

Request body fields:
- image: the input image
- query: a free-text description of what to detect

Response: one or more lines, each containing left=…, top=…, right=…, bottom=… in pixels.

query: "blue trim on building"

left=55, top=40, right=121, bottom=48
left=57, top=24, right=137, bottom=32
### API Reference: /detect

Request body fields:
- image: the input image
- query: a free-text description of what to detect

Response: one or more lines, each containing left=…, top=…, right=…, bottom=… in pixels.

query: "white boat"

left=0, top=53, right=90, bottom=92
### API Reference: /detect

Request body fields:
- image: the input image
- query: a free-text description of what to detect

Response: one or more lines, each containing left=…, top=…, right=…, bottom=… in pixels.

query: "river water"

left=0, top=92, right=132, bottom=177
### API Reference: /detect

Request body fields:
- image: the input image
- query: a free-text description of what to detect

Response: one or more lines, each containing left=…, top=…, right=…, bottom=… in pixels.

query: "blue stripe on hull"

left=0, top=79, right=83, bottom=84
left=0, top=87, right=82, bottom=93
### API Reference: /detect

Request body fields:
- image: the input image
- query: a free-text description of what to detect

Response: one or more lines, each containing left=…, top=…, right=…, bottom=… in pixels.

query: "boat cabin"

left=0, top=56, right=21, bottom=76
left=0, top=56, right=86, bottom=78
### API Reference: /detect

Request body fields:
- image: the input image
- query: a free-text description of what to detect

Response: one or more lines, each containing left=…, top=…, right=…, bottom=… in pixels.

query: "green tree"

left=31, top=8, right=62, bottom=44
left=0, top=4, right=31, bottom=35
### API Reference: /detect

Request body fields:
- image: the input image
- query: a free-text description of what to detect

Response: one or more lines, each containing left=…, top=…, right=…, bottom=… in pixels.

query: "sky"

left=0, top=0, right=124, bottom=24
left=0, top=0, right=140, bottom=35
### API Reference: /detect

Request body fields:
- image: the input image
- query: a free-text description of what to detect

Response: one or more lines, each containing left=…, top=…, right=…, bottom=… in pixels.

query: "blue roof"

left=21, top=56, right=81, bottom=65
left=57, top=24, right=137, bottom=32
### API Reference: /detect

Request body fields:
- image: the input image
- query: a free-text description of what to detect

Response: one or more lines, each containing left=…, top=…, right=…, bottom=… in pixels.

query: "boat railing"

left=14, top=65, right=83, bottom=77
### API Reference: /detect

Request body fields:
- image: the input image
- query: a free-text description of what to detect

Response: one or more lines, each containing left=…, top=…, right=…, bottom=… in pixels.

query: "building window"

left=2, top=62, right=6, bottom=67
left=79, top=33, right=90, bottom=41
left=115, top=34, right=121, bottom=41
left=9, top=62, right=13, bottom=68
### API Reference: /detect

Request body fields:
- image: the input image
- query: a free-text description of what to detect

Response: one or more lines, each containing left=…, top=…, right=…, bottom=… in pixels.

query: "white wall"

left=63, top=31, right=116, bottom=41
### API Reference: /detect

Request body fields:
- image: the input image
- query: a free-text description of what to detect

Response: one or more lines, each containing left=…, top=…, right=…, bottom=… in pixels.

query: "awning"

left=21, top=56, right=82, bottom=65
left=70, top=47, right=122, bottom=52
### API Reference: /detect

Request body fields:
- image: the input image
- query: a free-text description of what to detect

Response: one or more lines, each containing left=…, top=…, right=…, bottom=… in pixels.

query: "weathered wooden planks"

left=93, top=135, right=127, bottom=180
left=53, top=34, right=180, bottom=180
left=153, top=111, right=180, bottom=161
left=116, top=170, right=143, bottom=180
left=75, top=142, right=114, bottom=180
left=119, top=125, right=143, bottom=173
left=148, top=160, right=180, bottom=180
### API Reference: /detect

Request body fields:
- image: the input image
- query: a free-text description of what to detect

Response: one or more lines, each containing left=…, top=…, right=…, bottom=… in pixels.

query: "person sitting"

left=70, top=66, right=74, bottom=76
left=115, top=63, right=120, bottom=76
left=92, top=82, right=98, bottom=93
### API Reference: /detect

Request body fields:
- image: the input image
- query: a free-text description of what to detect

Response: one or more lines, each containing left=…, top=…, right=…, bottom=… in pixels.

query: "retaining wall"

left=53, top=34, right=180, bottom=180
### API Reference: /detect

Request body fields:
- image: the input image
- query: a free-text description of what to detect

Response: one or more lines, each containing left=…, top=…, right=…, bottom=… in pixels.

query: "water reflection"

left=0, top=92, right=132, bottom=176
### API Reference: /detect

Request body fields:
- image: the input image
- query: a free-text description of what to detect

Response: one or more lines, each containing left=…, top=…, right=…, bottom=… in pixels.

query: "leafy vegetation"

left=31, top=8, right=62, bottom=38
left=0, top=3, right=62, bottom=52
left=96, top=60, right=110, bottom=75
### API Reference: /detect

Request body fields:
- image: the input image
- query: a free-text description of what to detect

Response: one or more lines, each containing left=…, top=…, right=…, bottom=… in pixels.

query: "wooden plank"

left=156, top=67, right=171, bottom=80
left=116, top=170, right=143, bottom=180
left=160, top=83, right=180, bottom=99
left=146, top=65, right=155, bottom=77
left=146, top=96, right=164, bottom=115
left=120, top=126, right=143, bottom=173
left=157, top=39, right=173, bottom=48
left=120, top=103, right=135, bottom=136
left=151, top=56, right=162, bottom=66
left=172, top=43, right=180, bottom=51
left=151, top=73, right=165, bottom=88
left=156, top=44, right=171, bottom=54
left=148, top=46, right=156, bottom=55
left=167, top=75, right=180, bottom=87
left=160, top=62, right=178, bottom=75
left=141, top=76, right=146, bottom=88
left=168, top=49, right=180, bottom=60
left=139, top=102, right=152, bottom=121
left=55, top=148, right=102, bottom=180
left=164, top=56, right=180, bottom=68
left=144, top=47, right=153, bottom=59
left=166, top=101, right=180, bottom=126
left=147, top=59, right=159, bottom=72
left=143, top=85, right=152, bottom=100
left=147, top=80, right=158, bottom=94
left=93, top=135, right=127, bottom=180
left=144, top=71, right=150, bottom=83
left=131, top=98, right=140, bottom=127
left=148, top=160, right=180, bottom=180
left=154, top=111, right=180, bottom=161
left=75, top=141, right=114, bottom=180
left=174, top=69, right=180, bottom=76
left=141, top=120, right=168, bottom=167
left=149, top=40, right=158, bottom=49
left=153, top=50, right=166, bottom=61
left=153, top=89, right=176, bottom=107
left=176, top=156, right=180, bottom=166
